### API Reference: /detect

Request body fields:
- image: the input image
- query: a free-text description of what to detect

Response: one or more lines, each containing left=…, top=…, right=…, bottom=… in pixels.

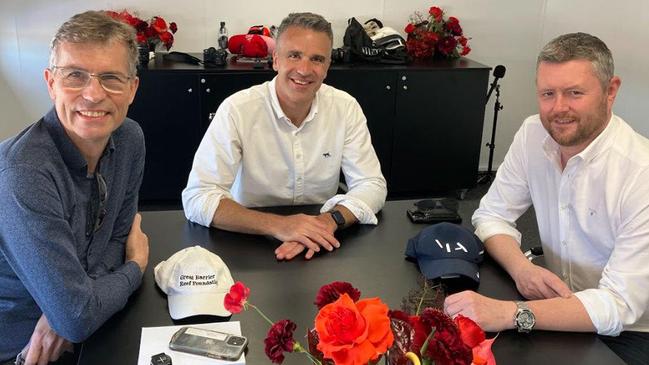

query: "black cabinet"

left=128, top=56, right=489, bottom=204
left=128, top=72, right=200, bottom=202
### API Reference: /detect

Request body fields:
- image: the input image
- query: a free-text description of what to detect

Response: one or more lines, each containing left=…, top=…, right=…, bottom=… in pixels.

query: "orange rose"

left=315, top=293, right=394, bottom=365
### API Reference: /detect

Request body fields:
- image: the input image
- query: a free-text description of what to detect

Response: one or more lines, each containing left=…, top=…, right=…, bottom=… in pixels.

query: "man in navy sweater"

left=0, top=11, right=148, bottom=364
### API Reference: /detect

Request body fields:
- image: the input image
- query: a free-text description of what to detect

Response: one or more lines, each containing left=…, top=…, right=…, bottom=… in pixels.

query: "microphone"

left=486, top=65, right=506, bottom=103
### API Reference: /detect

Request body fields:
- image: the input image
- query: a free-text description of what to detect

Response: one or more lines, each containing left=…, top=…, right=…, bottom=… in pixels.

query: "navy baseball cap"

left=405, top=222, right=484, bottom=284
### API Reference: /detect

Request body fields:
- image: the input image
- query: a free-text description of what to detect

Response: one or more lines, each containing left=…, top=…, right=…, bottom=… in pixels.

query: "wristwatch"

left=514, top=301, right=536, bottom=333
left=329, top=210, right=346, bottom=228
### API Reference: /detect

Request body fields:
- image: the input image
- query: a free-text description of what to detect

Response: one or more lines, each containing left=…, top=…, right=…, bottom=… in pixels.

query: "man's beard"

left=545, top=99, right=609, bottom=147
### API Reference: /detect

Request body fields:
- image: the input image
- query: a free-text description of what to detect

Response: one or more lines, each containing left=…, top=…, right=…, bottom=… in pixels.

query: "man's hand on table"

left=125, top=213, right=150, bottom=273
left=512, top=262, right=572, bottom=300
left=444, top=290, right=517, bottom=332
left=23, top=314, right=73, bottom=365
left=274, top=213, right=339, bottom=260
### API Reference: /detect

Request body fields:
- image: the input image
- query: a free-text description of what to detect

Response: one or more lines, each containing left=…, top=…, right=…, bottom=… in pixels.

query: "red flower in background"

left=314, top=281, right=361, bottom=309
left=265, top=319, right=297, bottom=364
left=429, top=6, right=443, bottom=20
left=107, top=10, right=178, bottom=51
left=405, top=4, right=471, bottom=59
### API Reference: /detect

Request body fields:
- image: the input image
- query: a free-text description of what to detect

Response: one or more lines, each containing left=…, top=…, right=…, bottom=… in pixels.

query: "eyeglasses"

left=86, top=172, right=108, bottom=237
left=51, top=66, right=132, bottom=94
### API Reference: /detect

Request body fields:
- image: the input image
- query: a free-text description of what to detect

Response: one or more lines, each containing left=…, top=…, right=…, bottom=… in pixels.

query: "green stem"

left=419, top=327, right=436, bottom=360
left=294, top=342, right=322, bottom=365
left=246, top=303, right=274, bottom=326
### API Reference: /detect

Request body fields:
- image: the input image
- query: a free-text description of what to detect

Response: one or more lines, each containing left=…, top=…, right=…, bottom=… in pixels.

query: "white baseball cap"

left=154, top=245, right=235, bottom=319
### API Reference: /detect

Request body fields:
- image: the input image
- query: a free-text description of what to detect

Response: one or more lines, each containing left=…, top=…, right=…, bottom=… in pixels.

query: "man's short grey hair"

left=537, top=32, right=614, bottom=90
left=276, top=12, right=333, bottom=45
left=49, top=10, right=139, bottom=76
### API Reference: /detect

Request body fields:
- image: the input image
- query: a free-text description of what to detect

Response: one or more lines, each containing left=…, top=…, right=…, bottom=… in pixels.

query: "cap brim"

left=168, top=291, right=231, bottom=320
left=417, top=258, right=480, bottom=283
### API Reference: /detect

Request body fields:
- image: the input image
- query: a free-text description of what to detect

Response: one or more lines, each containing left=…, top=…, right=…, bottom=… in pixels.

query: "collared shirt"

left=0, top=108, right=144, bottom=361
left=182, top=77, right=387, bottom=227
left=472, top=114, right=649, bottom=336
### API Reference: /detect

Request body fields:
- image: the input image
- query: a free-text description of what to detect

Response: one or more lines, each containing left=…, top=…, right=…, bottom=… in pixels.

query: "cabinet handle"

left=208, top=112, right=216, bottom=121
left=187, top=88, right=193, bottom=93
left=201, top=78, right=206, bottom=83
left=403, top=85, right=408, bottom=90
left=401, top=75, right=407, bottom=81
left=206, top=88, right=211, bottom=93
left=386, top=85, right=391, bottom=90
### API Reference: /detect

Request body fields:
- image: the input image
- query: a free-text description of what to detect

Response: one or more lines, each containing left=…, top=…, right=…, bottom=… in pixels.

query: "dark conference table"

left=77, top=200, right=624, bottom=364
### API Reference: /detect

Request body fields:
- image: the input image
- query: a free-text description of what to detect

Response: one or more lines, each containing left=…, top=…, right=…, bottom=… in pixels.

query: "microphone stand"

left=478, top=84, right=503, bottom=184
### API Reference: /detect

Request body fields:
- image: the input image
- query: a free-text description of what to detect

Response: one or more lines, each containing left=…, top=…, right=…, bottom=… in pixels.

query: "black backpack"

left=342, top=17, right=409, bottom=64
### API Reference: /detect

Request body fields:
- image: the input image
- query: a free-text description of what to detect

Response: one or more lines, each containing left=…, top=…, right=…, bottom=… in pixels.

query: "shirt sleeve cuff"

left=473, top=219, right=522, bottom=245
left=321, top=195, right=378, bottom=225
left=574, top=289, right=623, bottom=336
left=119, top=260, right=144, bottom=293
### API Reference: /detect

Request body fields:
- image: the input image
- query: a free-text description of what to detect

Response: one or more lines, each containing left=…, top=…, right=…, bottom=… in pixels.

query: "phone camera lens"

left=227, top=336, right=245, bottom=346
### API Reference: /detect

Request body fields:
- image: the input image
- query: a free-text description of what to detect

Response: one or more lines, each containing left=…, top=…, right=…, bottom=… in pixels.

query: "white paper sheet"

left=138, top=321, right=245, bottom=365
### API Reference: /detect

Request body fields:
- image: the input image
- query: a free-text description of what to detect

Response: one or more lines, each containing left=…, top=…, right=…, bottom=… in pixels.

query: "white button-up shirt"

left=472, top=114, right=649, bottom=336
left=182, top=77, right=387, bottom=227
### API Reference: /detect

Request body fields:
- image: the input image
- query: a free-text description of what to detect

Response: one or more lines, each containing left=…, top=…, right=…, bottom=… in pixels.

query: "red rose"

left=404, top=23, right=416, bottom=34
left=224, top=281, right=250, bottom=314
left=151, top=16, right=167, bottom=33
left=460, top=46, right=471, bottom=56
left=429, top=6, right=443, bottom=20
left=314, top=281, right=361, bottom=309
left=315, top=294, right=394, bottom=365
left=445, top=17, right=463, bottom=36
left=264, top=319, right=297, bottom=364
left=159, top=31, right=174, bottom=50
left=169, top=22, right=178, bottom=34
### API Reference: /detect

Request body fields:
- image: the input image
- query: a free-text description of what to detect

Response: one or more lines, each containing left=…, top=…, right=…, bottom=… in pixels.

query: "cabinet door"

left=325, top=70, right=396, bottom=187
left=391, top=69, right=488, bottom=195
left=128, top=72, right=200, bottom=202
left=199, top=72, right=275, bottom=134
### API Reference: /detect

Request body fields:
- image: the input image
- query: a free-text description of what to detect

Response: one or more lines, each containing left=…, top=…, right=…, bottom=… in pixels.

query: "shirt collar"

left=268, top=76, right=319, bottom=129
left=542, top=114, right=618, bottom=168
left=43, top=107, right=115, bottom=174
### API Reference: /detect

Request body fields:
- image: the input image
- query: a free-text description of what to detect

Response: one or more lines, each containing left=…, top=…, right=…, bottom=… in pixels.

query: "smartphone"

left=169, top=326, right=247, bottom=361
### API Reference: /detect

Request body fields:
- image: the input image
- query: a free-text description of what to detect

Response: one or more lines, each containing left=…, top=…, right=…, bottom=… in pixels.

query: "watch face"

left=516, top=310, right=535, bottom=332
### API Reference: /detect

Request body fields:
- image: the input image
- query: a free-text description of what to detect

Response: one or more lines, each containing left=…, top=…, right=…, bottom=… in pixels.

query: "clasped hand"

left=22, top=314, right=73, bottom=365
left=274, top=213, right=339, bottom=260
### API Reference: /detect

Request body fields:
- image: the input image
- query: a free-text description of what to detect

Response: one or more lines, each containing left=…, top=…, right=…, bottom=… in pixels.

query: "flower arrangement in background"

left=106, top=10, right=177, bottom=51
left=404, top=5, right=471, bottom=59
left=224, top=280, right=496, bottom=365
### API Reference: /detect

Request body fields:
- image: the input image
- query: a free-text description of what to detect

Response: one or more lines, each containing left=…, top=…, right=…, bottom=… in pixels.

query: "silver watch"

left=514, top=301, right=536, bottom=333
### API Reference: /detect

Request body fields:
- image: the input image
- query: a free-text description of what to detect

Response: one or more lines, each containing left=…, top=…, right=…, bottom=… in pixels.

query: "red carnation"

left=429, top=6, right=443, bottom=20
left=224, top=281, right=250, bottom=314
left=264, top=319, right=297, bottom=364
left=169, top=22, right=178, bottom=34
left=314, top=281, right=361, bottom=309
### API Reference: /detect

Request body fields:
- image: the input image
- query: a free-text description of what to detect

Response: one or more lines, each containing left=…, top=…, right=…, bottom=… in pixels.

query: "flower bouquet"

left=106, top=10, right=178, bottom=51
left=224, top=280, right=496, bottom=365
left=404, top=5, right=471, bottom=59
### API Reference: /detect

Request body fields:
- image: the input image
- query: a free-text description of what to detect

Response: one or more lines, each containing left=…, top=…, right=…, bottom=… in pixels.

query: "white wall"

left=2, top=0, right=648, bottom=170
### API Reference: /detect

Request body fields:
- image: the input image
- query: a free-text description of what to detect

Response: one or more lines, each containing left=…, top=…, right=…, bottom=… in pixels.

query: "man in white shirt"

left=182, top=12, right=387, bottom=261
left=443, top=32, right=649, bottom=364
